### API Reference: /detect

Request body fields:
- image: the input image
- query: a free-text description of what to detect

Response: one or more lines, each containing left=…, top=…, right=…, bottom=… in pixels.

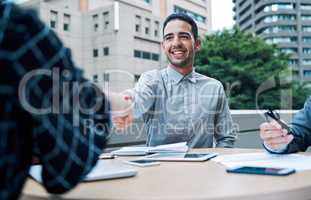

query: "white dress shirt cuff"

left=263, top=142, right=288, bottom=153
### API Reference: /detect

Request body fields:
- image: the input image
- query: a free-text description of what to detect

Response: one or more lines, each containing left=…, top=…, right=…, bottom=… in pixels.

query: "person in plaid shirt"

left=0, top=1, right=113, bottom=199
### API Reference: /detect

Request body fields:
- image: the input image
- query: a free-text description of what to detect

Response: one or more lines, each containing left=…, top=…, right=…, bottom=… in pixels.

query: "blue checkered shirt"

left=0, top=2, right=110, bottom=199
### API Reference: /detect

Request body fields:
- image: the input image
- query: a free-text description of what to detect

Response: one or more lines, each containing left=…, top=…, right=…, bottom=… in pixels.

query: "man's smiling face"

left=162, top=20, right=200, bottom=69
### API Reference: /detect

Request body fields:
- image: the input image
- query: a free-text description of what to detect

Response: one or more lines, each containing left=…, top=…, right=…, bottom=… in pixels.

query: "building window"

left=303, top=37, right=311, bottom=43
left=134, top=50, right=159, bottom=61
left=136, top=24, right=140, bottom=32
left=50, top=21, right=56, bottom=29
left=304, top=70, right=311, bottom=77
left=135, top=15, right=141, bottom=33
left=288, top=59, right=298, bottom=66
left=103, top=47, right=109, bottom=56
left=302, top=59, right=311, bottom=65
left=152, top=53, right=159, bottom=61
left=103, top=73, right=110, bottom=82
left=154, top=21, right=159, bottom=37
left=143, top=0, right=151, bottom=4
left=93, top=49, right=98, bottom=57
left=265, top=37, right=297, bottom=44
left=263, top=3, right=294, bottom=12
left=174, top=5, right=206, bottom=23
left=261, top=14, right=296, bottom=23
left=302, top=26, right=311, bottom=32
left=240, top=14, right=251, bottom=26
left=103, top=12, right=109, bottom=30
left=239, top=0, right=247, bottom=7
left=292, top=70, right=299, bottom=76
left=303, top=48, right=311, bottom=54
left=259, top=25, right=296, bottom=34
left=301, top=4, right=311, bottom=10
left=63, top=14, right=71, bottom=31
left=93, top=14, right=99, bottom=32
left=93, top=75, right=98, bottom=83
left=50, top=10, right=58, bottom=29
left=94, top=24, right=99, bottom=32
left=280, top=48, right=297, bottom=54
left=301, top=15, right=311, bottom=21
left=145, top=18, right=151, bottom=35
left=134, top=74, right=140, bottom=82
left=239, top=4, right=251, bottom=17
left=134, top=50, right=141, bottom=58
left=142, top=51, right=151, bottom=59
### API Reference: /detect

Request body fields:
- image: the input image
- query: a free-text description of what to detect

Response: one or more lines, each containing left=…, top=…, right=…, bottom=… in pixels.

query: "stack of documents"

left=212, top=152, right=311, bottom=171
left=111, top=142, right=189, bottom=156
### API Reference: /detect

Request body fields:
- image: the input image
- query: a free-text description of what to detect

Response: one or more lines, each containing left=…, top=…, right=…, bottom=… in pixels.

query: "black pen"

left=264, top=109, right=292, bottom=134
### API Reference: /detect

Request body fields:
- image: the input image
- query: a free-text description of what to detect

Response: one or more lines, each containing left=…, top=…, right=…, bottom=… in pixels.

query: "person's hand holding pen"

left=260, top=110, right=294, bottom=151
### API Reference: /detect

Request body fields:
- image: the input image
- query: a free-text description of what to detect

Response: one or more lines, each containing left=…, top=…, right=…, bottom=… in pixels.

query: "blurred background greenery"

left=195, top=28, right=309, bottom=110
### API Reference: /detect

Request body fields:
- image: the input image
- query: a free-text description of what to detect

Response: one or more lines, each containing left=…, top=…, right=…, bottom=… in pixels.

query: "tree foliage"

left=195, top=28, right=309, bottom=110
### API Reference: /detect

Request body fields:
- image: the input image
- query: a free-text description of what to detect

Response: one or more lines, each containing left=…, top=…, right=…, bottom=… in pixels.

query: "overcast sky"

left=211, top=0, right=235, bottom=31
left=15, top=0, right=235, bottom=31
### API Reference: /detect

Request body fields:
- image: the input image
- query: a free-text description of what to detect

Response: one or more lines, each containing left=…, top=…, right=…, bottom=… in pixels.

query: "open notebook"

left=29, top=160, right=137, bottom=182
left=110, top=142, right=189, bottom=156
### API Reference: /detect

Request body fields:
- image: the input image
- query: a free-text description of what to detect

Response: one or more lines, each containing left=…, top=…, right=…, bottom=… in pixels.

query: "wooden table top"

left=21, top=148, right=311, bottom=200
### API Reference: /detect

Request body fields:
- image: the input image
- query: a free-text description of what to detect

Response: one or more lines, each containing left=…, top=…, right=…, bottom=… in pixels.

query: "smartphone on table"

left=226, top=166, right=295, bottom=176
left=124, top=159, right=160, bottom=167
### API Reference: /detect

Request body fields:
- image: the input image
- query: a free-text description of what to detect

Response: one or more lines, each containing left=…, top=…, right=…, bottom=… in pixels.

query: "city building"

left=21, top=0, right=212, bottom=91
left=233, top=0, right=311, bottom=82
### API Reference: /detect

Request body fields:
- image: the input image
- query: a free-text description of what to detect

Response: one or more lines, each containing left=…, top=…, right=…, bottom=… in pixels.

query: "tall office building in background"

left=22, top=0, right=212, bottom=91
left=233, top=0, right=311, bottom=82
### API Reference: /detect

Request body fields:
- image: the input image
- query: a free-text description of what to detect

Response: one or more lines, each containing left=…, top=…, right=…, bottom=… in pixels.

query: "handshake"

left=106, top=91, right=134, bottom=129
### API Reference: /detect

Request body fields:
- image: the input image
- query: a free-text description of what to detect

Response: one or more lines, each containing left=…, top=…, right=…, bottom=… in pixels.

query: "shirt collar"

left=184, top=71, right=197, bottom=83
left=167, top=66, right=197, bottom=84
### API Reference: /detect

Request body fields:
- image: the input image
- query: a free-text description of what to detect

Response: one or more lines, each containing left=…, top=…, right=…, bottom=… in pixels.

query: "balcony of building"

left=254, top=11, right=297, bottom=27
left=254, top=0, right=297, bottom=14
left=255, top=21, right=298, bottom=34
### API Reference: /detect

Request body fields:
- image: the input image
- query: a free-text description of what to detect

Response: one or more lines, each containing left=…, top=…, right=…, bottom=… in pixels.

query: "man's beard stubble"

left=166, top=55, right=193, bottom=69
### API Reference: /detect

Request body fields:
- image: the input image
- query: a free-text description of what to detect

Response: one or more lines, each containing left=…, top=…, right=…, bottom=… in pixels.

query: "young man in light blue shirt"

left=114, top=13, right=237, bottom=148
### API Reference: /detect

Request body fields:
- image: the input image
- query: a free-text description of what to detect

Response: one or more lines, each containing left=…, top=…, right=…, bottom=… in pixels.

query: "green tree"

left=195, top=28, right=309, bottom=110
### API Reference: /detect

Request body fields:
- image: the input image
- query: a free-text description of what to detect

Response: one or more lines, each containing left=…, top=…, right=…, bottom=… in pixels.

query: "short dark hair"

left=162, top=13, right=198, bottom=40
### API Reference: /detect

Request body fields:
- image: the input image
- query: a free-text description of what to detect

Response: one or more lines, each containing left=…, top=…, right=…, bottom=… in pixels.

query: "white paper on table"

left=212, top=152, right=311, bottom=171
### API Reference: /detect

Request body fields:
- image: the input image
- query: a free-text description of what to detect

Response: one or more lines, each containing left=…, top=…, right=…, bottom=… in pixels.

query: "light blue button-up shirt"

left=130, top=66, right=237, bottom=148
